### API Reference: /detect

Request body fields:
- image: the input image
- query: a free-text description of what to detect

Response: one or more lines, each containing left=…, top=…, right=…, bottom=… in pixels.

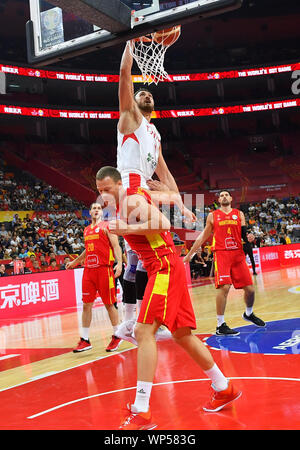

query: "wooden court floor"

left=0, top=267, right=299, bottom=430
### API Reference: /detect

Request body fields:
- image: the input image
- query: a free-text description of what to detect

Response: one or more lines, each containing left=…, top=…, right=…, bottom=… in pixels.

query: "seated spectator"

left=24, top=222, right=35, bottom=240
left=26, top=254, right=37, bottom=270
left=40, top=238, right=51, bottom=255
left=48, top=258, right=59, bottom=271
left=0, top=263, right=8, bottom=277
left=201, top=248, right=213, bottom=277
left=39, top=254, right=49, bottom=271
left=10, top=232, right=20, bottom=248
left=18, top=248, right=29, bottom=259
left=190, top=251, right=206, bottom=279
left=34, top=245, right=43, bottom=259
left=60, top=256, right=71, bottom=270
left=66, top=232, right=75, bottom=252
left=279, top=233, right=286, bottom=245
left=285, top=234, right=292, bottom=245
left=0, top=224, right=8, bottom=239
left=57, top=245, right=67, bottom=255
left=27, top=246, right=36, bottom=258
left=2, top=249, right=12, bottom=261
left=31, top=259, right=41, bottom=273
left=264, top=234, right=272, bottom=246
left=47, top=251, right=57, bottom=264
left=72, top=237, right=84, bottom=254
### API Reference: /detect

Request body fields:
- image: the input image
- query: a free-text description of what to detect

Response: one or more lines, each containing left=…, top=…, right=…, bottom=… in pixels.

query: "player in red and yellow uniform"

left=185, top=191, right=265, bottom=336
left=211, top=206, right=252, bottom=289
left=96, top=167, right=241, bottom=430
left=123, top=187, right=197, bottom=334
left=67, top=203, right=123, bottom=353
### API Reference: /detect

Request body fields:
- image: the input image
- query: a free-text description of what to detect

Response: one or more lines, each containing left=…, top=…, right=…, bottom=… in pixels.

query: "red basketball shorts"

left=214, top=249, right=253, bottom=289
left=82, top=265, right=116, bottom=305
left=137, top=252, right=197, bottom=333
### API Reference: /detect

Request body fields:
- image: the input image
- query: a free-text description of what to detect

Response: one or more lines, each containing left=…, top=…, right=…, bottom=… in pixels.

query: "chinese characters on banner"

left=0, top=270, right=77, bottom=320
left=253, top=244, right=300, bottom=272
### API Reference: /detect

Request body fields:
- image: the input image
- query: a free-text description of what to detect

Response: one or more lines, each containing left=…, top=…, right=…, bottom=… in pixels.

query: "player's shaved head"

left=96, top=166, right=121, bottom=183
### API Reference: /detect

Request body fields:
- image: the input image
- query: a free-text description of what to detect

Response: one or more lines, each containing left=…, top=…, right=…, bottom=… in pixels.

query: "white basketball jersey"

left=117, top=116, right=161, bottom=189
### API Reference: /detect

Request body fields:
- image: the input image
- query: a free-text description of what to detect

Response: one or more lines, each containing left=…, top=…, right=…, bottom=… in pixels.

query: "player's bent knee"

left=217, top=284, right=231, bottom=296
left=244, top=284, right=255, bottom=294
left=172, top=326, right=192, bottom=342
left=135, top=321, right=161, bottom=342
left=83, top=302, right=93, bottom=311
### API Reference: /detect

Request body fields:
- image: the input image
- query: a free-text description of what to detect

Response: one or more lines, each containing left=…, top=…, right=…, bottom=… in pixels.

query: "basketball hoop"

left=128, top=25, right=181, bottom=85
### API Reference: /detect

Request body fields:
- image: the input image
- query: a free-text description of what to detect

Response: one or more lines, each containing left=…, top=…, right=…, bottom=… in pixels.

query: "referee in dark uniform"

left=243, top=230, right=257, bottom=275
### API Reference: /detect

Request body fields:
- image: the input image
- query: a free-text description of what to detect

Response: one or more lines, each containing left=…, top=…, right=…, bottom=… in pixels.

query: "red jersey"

left=211, top=208, right=243, bottom=251
left=121, top=187, right=175, bottom=268
left=84, top=221, right=115, bottom=268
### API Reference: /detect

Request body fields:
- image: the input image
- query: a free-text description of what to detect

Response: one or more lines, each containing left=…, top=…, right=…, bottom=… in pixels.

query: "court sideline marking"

left=27, top=376, right=300, bottom=420
left=0, top=346, right=135, bottom=394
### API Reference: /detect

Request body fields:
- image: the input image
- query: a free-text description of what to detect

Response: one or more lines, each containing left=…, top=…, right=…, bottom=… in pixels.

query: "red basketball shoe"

left=119, top=404, right=157, bottom=430
left=203, top=381, right=242, bottom=412
left=73, top=337, right=92, bottom=353
left=106, top=335, right=122, bottom=352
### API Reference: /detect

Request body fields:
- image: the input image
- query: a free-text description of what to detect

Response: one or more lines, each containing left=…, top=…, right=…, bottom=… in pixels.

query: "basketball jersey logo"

left=212, top=209, right=242, bottom=251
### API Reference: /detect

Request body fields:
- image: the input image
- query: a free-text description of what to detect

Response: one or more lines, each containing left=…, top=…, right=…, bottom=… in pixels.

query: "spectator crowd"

left=241, top=195, right=300, bottom=247
left=0, top=159, right=85, bottom=212
left=0, top=211, right=89, bottom=276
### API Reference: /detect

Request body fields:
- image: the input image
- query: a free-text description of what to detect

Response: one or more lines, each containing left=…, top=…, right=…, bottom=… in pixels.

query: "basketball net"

left=128, top=26, right=181, bottom=85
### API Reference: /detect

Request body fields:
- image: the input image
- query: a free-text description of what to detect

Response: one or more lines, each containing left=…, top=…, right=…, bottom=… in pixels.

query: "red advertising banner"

left=1, top=61, right=299, bottom=83
left=245, top=248, right=262, bottom=274
left=0, top=270, right=77, bottom=321
left=260, top=244, right=300, bottom=271
left=0, top=99, right=299, bottom=120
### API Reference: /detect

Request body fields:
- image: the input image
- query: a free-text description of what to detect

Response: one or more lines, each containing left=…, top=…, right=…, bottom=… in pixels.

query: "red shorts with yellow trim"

left=82, top=265, right=116, bottom=305
left=214, top=249, right=253, bottom=289
left=138, top=253, right=197, bottom=333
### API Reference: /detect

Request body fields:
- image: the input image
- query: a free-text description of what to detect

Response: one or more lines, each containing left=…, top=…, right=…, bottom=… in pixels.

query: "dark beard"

left=139, top=103, right=153, bottom=113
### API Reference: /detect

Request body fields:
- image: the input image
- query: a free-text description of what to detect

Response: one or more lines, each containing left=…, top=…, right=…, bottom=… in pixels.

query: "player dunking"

left=66, top=203, right=123, bottom=352
left=184, top=191, right=265, bottom=336
left=96, top=167, right=241, bottom=430
left=117, top=41, right=195, bottom=216
left=116, top=40, right=195, bottom=339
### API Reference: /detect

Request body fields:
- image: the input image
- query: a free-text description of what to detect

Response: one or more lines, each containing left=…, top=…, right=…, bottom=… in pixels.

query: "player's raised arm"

left=119, top=42, right=134, bottom=113
left=118, top=42, right=142, bottom=135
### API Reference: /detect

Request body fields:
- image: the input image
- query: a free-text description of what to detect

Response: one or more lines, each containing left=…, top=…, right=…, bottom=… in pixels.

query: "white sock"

left=124, top=303, right=136, bottom=321
left=204, top=363, right=228, bottom=392
left=81, top=327, right=89, bottom=341
left=133, top=381, right=153, bottom=413
left=217, top=315, right=225, bottom=327
left=245, top=307, right=253, bottom=316
left=136, top=299, right=143, bottom=316
left=113, top=325, right=119, bottom=335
